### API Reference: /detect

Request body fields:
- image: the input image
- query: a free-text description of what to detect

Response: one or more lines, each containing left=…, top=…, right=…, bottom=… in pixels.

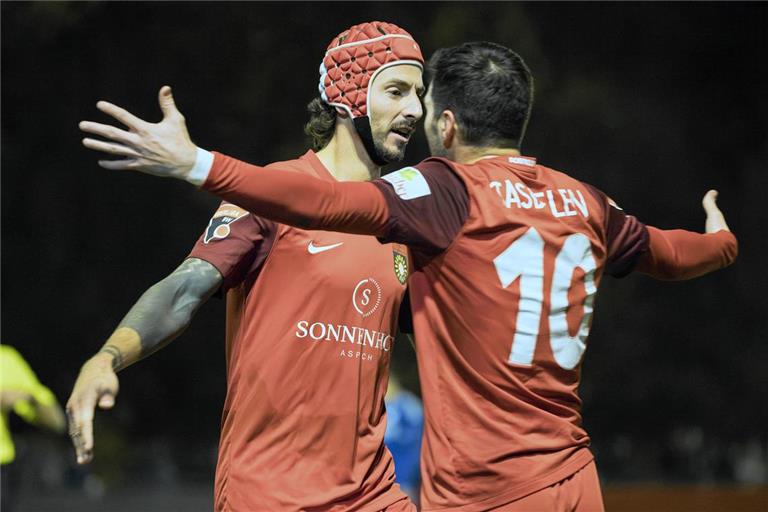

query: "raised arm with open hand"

left=79, top=86, right=197, bottom=180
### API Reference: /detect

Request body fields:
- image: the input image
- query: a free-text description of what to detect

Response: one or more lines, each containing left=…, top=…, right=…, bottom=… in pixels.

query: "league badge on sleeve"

left=393, top=250, right=409, bottom=285
left=204, top=203, right=248, bottom=244
left=382, top=167, right=431, bottom=200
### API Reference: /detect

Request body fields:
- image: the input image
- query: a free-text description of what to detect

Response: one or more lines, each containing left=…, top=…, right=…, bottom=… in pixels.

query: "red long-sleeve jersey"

left=201, top=151, right=737, bottom=510
left=190, top=151, right=413, bottom=511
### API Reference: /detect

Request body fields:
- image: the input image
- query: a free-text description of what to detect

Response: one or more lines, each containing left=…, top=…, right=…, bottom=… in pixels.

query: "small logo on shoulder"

left=203, top=203, right=248, bottom=244
left=382, top=167, right=431, bottom=200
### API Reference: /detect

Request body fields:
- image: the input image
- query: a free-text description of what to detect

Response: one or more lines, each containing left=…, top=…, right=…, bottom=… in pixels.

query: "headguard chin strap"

left=318, top=21, right=424, bottom=165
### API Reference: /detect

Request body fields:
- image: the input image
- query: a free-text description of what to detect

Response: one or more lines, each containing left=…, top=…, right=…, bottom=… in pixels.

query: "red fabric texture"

left=192, top=151, right=412, bottom=511
left=204, top=151, right=392, bottom=236
left=636, top=227, right=738, bottom=280
left=202, top=150, right=739, bottom=510
left=489, top=461, right=604, bottom=512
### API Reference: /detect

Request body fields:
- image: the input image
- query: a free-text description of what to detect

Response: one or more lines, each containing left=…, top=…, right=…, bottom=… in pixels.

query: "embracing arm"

left=635, top=228, right=737, bottom=280
left=78, top=87, right=391, bottom=236
left=201, top=151, right=391, bottom=236
left=635, top=190, right=738, bottom=280
left=66, top=257, right=222, bottom=464
left=79, top=87, right=469, bottom=250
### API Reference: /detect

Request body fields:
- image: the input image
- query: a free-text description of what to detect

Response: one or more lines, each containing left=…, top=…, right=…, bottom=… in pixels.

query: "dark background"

left=2, top=2, right=766, bottom=510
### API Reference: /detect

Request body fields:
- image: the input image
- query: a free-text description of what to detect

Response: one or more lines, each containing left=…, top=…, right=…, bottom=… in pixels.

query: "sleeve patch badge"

left=382, top=167, right=431, bottom=200
left=203, top=203, right=248, bottom=244
left=393, top=250, right=409, bottom=285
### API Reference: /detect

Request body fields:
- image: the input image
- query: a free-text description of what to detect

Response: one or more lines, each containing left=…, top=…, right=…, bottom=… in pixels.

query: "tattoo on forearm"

left=170, top=257, right=216, bottom=277
left=100, top=345, right=124, bottom=370
left=118, top=258, right=222, bottom=356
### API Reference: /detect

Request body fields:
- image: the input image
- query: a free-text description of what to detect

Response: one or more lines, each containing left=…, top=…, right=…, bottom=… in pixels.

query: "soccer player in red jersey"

left=68, top=22, right=425, bottom=512
left=80, top=43, right=738, bottom=511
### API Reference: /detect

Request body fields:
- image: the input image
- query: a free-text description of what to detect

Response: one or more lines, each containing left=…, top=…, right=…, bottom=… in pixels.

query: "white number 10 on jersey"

left=494, top=228, right=597, bottom=370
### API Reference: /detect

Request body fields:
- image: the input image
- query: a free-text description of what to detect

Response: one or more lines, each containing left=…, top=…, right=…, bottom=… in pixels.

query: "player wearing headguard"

left=69, top=21, right=425, bottom=512
left=80, top=42, right=738, bottom=511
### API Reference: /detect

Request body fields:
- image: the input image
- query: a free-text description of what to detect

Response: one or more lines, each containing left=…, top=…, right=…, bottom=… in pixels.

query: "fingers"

left=98, top=394, right=115, bottom=409
left=96, top=101, right=147, bottom=130
left=82, top=137, right=142, bottom=158
left=702, top=189, right=719, bottom=213
left=79, top=120, right=139, bottom=145
left=702, top=189, right=731, bottom=233
left=158, top=85, right=183, bottom=120
left=97, top=159, right=141, bottom=171
left=67, top=394, right=97, bottom=464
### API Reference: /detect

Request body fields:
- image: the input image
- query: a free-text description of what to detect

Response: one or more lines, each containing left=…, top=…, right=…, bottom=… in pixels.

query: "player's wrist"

left=186, top=147, right=214, bottom=187
left=90, top=350, right=119, bottom=372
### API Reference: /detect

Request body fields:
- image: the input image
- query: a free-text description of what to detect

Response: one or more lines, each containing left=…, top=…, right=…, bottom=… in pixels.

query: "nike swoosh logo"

left=307, top=241, right=344, bottom=254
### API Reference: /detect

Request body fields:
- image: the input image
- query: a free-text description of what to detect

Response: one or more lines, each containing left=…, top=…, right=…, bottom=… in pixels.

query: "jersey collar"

left=301, top=149, right=336, bottom=181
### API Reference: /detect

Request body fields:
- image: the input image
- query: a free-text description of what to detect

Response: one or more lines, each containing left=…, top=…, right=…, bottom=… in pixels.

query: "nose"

left=402, top=91, right=423, bottom=121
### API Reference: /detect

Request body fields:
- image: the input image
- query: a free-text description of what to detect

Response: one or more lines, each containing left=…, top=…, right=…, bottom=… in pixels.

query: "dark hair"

left=427, top=42, right=533, bottom=148
left=304, top=97, right=337, bottom=151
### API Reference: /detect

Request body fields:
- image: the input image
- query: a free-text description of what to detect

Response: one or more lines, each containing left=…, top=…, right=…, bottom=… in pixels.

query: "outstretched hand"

left=702, top=190, right=731, bottom=233
left=79, top=86, right=197, bottom=180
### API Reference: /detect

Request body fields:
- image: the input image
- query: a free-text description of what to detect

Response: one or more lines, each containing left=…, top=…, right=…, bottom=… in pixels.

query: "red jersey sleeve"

left=203, top=152, right=391, bottom=235
left=371, top=160, right=469, bottom=264
left=582, top=183, right=649, bottom=277
left=188, top=201, right=277, bottom=291
left=635, top=228, right=738, bottom=280
left=201, top=153, right=468, bottom=265
left=584, top=184, right=738, bottom=280
left=603, top=202, right=650, bottom=277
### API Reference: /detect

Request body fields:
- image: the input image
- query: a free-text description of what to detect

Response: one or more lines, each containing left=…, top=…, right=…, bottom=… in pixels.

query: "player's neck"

left=316, top=120, right=381, bottom=182
left=455, top=145, right=522, bottom=165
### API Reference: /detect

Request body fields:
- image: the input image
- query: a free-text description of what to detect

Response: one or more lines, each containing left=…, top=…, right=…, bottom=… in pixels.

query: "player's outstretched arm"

left=79, top=86, right=197, bottom=180
left=635, top=190, right=738, bottom=280
left=66, top=258, right=222, bottom=464
left=80, top=88, right=393, bottom=235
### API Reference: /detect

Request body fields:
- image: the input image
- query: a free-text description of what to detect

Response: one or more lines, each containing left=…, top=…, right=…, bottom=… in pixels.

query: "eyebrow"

left=386, top=78, right=426, bottom=97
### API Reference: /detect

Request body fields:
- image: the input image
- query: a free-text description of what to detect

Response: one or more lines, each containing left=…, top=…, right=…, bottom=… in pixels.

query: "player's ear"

left=440, top=109, right=457, bottom=149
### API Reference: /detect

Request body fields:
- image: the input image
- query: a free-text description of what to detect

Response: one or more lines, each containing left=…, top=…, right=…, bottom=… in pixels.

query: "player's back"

left=411, top=155, right=625, bottom=511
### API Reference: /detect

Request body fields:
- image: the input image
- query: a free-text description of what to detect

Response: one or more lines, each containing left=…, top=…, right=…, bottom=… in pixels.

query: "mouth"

left=389, top=126, right=414, bottom=143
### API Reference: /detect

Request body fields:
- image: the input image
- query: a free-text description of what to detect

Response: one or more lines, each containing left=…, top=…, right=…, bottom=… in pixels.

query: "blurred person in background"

left=80, top=40, right=739, bottom=511
left=384, top=371, right=423, bottom=503
left=67, top=21, right=425, bottom=512
left=1, top=344, right=66, bottom=511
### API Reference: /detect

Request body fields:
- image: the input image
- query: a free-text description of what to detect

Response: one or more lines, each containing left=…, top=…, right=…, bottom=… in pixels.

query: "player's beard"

left=425, top=119, right=448, bottom=158
left=370, top=119, right=411, bottom=164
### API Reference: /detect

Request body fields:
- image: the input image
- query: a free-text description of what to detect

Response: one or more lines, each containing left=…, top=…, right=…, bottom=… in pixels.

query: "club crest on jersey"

left=203, top=203, right=248, bottom=244
left=393, top=250, right=408, bottom=285
left=352, top=278, right=382, bottom=318
left=382, top=167, right=431, bottom=200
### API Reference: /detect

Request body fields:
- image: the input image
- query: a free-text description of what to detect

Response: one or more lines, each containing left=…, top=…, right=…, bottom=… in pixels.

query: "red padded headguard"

left=319, top=21, right=424, bottom=119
